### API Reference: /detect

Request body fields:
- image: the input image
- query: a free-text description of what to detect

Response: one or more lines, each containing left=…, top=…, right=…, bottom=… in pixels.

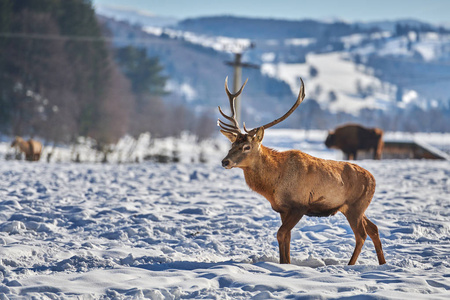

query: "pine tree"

left=0, top=0, right=129, bottom=145
left=115, top=46, right=168, bottom=137
left=115, top=46, right=167, bottom=99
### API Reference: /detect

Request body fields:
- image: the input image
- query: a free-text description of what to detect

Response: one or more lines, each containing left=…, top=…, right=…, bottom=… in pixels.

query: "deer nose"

left=222, top=159, right=230, bottom=168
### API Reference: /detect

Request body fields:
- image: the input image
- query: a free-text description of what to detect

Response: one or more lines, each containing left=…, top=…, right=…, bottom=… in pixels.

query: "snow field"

left=0, top=131, right=449, bottom=298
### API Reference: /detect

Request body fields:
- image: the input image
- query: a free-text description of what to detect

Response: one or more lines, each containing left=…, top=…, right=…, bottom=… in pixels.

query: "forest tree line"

left=0, top=0, right=214, bottom=150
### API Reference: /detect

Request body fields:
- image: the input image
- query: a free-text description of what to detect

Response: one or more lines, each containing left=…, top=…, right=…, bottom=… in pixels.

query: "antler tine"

left=243, top=122, right=251, bottom=134
left=218, top=120, right=242, bottom=135
left=217, top=77, right=248, bottom=134
left=218, top=106, right=238, bottom=126
left=225, top=76, right=248, bottom=100
left=218, top=118, right=239, bottom=131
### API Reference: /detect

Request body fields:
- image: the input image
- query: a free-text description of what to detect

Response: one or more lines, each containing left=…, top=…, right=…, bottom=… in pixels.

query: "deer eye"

left=243, top=145, right=251, bottom=152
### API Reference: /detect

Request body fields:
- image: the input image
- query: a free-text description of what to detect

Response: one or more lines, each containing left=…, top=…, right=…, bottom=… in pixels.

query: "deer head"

left=11, top=136, right=23, bottom=148
left=219, top=77, right=305, bottom=169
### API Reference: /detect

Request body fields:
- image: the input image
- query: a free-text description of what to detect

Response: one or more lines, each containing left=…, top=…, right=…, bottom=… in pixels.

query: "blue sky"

left=92, top=0, right=450, bottom=24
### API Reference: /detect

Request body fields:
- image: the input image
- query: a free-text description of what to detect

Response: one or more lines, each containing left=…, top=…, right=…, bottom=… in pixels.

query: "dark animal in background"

left=11, top=136, right=43, bottom=161
left=325, top=124, right=384, bottom=160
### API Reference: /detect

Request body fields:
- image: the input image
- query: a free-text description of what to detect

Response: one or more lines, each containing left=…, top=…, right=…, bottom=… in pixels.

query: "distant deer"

left=11, top=136, right=42, bottom=161
left=218, top=78, right=385, bottom=265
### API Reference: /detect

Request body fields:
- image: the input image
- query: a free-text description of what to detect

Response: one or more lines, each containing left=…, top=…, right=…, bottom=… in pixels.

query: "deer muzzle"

left=221, top=158, right=235, bottom=169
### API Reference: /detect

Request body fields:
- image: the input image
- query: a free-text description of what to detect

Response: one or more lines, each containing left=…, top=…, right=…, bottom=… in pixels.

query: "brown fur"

left=221, top=128, right=386, bottom=265
left=325, top=124, right=384, bottom=160
left=11, top=136, right=42, bottom=161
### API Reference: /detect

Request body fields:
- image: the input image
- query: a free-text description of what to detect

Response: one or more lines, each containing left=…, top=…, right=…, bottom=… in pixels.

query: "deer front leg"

left=277, top=211, right=303, bottom=264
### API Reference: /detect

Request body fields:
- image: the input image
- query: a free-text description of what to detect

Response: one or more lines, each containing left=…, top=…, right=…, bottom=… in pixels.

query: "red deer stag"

left=218, top=78, right=385, bottom=265
left=11, top=136, right=42, bottom=161
left=325, top=124, right=384, bottom=160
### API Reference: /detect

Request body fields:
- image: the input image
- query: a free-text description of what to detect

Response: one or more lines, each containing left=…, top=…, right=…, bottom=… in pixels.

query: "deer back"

left=242, top=145, right=376, bottom=215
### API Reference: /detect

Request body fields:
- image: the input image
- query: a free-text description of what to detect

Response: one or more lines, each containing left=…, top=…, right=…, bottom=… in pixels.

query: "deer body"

left=11, top=136, right=42, bottom=161
left=242, top=146, right=374, bottom=216
left=218, top=78, right=386, bottom=265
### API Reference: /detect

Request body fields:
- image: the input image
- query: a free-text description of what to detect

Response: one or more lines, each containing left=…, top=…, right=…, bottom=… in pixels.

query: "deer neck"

left=242, top=145, right=280, bottom=199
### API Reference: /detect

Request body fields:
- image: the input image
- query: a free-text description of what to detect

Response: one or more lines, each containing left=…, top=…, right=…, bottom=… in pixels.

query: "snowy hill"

left=95, top=5, right=178, bottom=27
left=99, top=14, right=450, bottom=132
left=262, top=52, right=393, bottom=114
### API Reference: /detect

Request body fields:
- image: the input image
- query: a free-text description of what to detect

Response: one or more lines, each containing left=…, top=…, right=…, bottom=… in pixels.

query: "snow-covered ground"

left=0, top=133, right=227, bottom=165
left=0, top=130, right=449, bottom=299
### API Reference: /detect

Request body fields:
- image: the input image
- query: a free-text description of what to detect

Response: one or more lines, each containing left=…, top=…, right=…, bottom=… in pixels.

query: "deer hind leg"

left=363, top=215, right=386, bottom=265
left=277, top=211, right=303, bottom=264
left=344, top=210, right=367, bottom=265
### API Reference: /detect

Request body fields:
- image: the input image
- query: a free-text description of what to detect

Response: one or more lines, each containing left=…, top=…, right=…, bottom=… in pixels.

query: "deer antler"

left=217, top=76, right=248, bottom=135
left=245, top=78, right=305, bottom=136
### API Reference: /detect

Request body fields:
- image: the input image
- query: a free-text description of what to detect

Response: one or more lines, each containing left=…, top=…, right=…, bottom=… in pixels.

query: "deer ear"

left=253, top=127, right=264, bottom=143
left=220, top=130, right=237, bottom=143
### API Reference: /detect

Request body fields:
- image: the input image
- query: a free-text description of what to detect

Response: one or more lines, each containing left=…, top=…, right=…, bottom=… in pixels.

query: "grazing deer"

left=11, top=136, right=42, bottom=161
left=218, top=78, right=386, bottom=265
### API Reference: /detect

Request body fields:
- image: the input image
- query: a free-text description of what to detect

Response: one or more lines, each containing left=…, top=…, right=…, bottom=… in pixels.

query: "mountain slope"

left=100, top=15, right=450, bottom=132
left=101, top=17, right=295, bottom=128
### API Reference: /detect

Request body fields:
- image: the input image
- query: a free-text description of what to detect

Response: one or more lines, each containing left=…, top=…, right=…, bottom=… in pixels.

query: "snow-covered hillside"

left=262, top=52, right=396, bottom=114
left=101, top=15, right=450, bottom=131
left=137, top=19, right=450, bottom=113
left=95, top=5, right=178, bottom=27
left=143, top=26, right=253, bottom=54
left=0, top=131, right=449, bottom=298
left=263, top=31, right=450, bottom=114
left=355, top=31, right=450, bottom=62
